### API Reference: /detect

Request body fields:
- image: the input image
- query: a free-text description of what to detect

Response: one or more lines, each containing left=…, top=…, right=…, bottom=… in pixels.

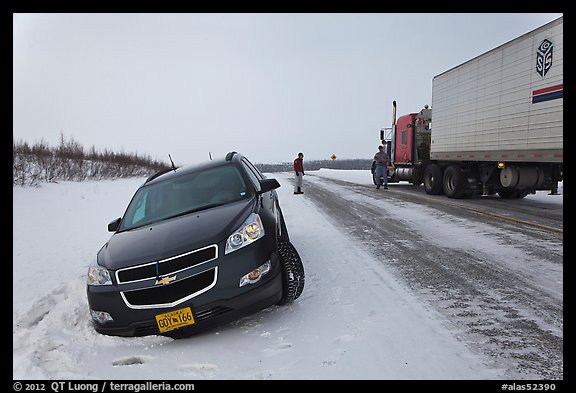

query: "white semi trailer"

left=381, top=16, right=563, bottom=199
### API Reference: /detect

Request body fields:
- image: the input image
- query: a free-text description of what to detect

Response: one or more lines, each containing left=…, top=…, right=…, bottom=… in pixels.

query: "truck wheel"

left=443, top=165, right=465, bottom=199
left=411, top=174, right=423, bottom=186
left=498, top=189, right=528, bottom=199
left=423, top=164, right=443, bottom=195
left=371, top=161, right=379, bottom=185
left=277, top=241, right=305, bottom=305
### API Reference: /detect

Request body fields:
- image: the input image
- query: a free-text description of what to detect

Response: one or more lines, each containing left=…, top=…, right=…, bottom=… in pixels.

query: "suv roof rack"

left=225, top=151, right=238, bottom=161
left=145, top=167, right=174, bottom=184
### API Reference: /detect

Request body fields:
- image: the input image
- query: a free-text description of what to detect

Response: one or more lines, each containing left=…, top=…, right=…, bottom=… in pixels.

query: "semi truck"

left=377, top=16, right=563, bottom=199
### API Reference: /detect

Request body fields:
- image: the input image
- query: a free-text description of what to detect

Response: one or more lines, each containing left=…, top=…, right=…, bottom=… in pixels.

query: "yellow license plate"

left=155, top=307, right=195, bottom=333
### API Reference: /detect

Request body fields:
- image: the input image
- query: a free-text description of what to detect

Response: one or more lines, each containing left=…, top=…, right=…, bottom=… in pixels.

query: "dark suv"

left=86, top=152, right=304, bottom=338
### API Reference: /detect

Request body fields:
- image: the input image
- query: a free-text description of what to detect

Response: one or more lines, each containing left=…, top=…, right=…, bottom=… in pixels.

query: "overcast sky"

left=13, top=13, right=562, bottom=166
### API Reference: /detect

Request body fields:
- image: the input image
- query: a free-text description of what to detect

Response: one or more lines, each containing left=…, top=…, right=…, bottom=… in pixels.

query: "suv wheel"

left=277, top=240, right=305, bottom=305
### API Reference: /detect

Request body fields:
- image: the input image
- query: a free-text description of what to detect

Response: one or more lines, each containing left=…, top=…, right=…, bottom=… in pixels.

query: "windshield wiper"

left=121, top=202, right=233, bottom=231
left=163, top=202, right=229, bottom=220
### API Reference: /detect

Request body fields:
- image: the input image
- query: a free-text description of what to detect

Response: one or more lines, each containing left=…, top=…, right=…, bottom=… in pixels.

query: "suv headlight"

left=225, top=213, right=265, bottom=254
left=87, top=263, right=112, bottom=286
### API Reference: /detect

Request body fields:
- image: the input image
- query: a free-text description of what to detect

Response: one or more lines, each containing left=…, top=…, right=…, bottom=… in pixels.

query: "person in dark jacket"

left=293, top=152, right=305, bottom=194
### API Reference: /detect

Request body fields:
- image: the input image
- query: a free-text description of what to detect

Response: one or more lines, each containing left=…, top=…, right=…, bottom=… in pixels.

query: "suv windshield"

left=120, top=165, right=251, bottom=231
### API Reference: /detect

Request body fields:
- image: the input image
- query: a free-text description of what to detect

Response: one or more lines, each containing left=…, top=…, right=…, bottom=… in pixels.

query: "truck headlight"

left=87, top=264, right=112, bottom=286
left=225, top=213, right=265, bottom=254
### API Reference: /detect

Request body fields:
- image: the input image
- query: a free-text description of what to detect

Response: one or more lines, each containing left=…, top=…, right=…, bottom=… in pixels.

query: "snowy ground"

left=12, top=170, right=562, bottom=380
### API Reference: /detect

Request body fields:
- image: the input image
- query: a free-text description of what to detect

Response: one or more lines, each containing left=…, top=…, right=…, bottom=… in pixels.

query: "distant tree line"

left=13, top=134, right=372, bottom=186
left=13, top=134, right=170, bottom=186
left=255, top=158, right=372, bottom=173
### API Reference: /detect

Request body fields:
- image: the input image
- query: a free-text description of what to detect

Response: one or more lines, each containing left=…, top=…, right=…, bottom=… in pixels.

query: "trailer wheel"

left=443, top=165, right=466, bottom=198
left=423, top=164, right=443, bottom=195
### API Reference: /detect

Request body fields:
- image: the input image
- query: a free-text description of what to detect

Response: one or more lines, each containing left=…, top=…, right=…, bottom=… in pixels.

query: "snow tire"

left=277, top=240, right=305, bottom=305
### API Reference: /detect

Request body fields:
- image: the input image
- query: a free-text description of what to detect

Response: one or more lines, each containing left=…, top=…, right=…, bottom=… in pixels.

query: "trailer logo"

left=536, top=39, right=553, bottom=77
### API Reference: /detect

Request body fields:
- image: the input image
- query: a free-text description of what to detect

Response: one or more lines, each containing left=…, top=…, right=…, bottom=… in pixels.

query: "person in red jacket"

left=293, top=152, right=305, bottom=194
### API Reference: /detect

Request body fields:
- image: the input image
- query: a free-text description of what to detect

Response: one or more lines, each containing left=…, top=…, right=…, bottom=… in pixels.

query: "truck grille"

left=121, top=267, right=217, bottom=308
left=116, top=245, right=217, bottom=284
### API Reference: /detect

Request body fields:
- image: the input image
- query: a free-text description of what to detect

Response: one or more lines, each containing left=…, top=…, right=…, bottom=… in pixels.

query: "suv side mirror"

left=259, top=178, right=281, bottom=194
left=108, top=218, right=121, bottom=232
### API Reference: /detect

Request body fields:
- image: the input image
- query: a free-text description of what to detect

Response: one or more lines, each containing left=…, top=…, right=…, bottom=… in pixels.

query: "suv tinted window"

left=120, top=165, right=251, bottom=231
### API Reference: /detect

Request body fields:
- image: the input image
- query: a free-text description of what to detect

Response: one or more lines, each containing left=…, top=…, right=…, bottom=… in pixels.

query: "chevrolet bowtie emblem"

left=155, top=275, right=176, bottom=285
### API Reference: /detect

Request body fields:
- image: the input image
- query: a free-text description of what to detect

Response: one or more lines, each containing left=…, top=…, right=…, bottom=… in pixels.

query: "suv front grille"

left=121, top=267, right=217, bottom=308
left=116, top=245, right=217, bottom=284
left=195, top=306, right=233, bottom=321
